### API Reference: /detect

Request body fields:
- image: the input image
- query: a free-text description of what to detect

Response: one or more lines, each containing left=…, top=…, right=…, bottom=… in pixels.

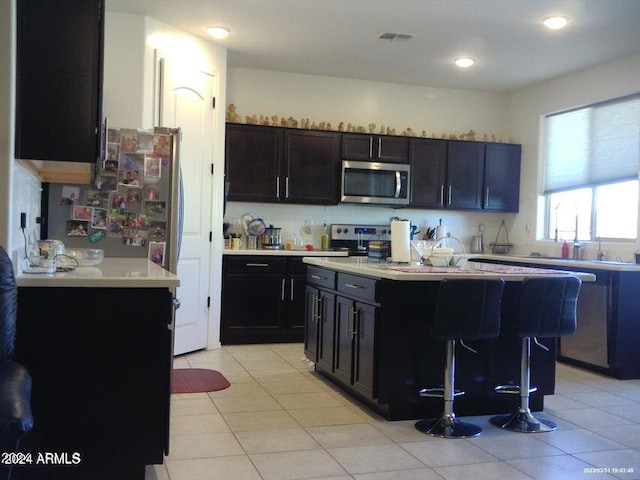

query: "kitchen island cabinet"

left=470, top=255, right=640, bottom=379
left=304, top=266, right=336, bottom=373
left=303, top=257, right=594, bottom=420
left=14, top=259, right=179, bottom=480
left=225, top=123, right=340, bottom=205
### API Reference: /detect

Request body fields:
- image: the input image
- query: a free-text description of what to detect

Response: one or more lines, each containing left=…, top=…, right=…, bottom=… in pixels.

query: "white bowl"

left=427, top=255, right=452, bottom=267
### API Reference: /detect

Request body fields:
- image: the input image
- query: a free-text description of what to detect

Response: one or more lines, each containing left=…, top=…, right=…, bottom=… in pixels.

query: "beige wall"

left=225, top=67, right=514, bottom=249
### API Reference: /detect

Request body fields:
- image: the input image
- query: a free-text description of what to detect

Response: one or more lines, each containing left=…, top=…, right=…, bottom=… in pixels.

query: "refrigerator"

left=43, top=127, right=182, bottom=273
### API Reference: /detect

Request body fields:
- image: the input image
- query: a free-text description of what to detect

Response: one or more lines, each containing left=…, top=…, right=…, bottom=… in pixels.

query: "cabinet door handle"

left=352, top=308, right=359, bottom=337
left=276, top=176, right=280, bottom=198
left=377, top=137, right=382, bottom=158
left=369, top=137, right=373, bottom=158
left=245, top=263, right=269, bottom=267
left=285, top=176, right=289, bottom=198
left=311, top=293, right=319, bottom=323
left=315, top=295, right=323, bottom=322
left=346, top=306, right=354, bottom=335
left=290, top=278, right=294, bottom=300
left=311, top=274, right=327, bottom=280
left=344, top=283, right=363, bottom=289
left=440, top=185, right=445, bottom=206
left=485, top=187, right=490, bottom=206
left=447, top=185, right=452, bottom=205
left=281, top=278, right=286, bottom=300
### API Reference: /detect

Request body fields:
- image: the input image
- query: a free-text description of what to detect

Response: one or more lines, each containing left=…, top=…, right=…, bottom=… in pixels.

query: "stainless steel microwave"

left=340, top=160, right=410, bottom=206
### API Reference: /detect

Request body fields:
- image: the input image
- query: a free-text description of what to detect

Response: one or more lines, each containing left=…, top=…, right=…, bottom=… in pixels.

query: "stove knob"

left=344, top=228, right=349, bottom=233
left=336, top=228, right=342, bottom=234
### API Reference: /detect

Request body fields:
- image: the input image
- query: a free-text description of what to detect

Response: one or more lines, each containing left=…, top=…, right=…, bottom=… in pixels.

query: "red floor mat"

left=171, top=368, right=230, bottom=394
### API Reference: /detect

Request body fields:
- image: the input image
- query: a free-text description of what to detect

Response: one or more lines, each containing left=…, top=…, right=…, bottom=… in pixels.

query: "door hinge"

left=211, top=163, right=214, bottom=175
left=207, top=296, right=211, bottom=308
left=209, top=231, right=213, bottom=242
left=212, top=97, right=216, bottom=109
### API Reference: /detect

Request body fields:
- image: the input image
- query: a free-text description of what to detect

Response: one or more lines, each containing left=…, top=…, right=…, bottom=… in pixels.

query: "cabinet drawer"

left=224, top=256, right=287, bottom=274
left=337, top=273, right=377, bottom=303
left=307, top=266, right=336, bottom=290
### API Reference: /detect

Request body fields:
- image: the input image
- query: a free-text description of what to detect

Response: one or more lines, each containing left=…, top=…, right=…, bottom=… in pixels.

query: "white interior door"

left=158, top=54, right=213, bottom=355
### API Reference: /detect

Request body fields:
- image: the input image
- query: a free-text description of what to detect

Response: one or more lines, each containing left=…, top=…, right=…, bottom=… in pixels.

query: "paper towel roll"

left=391, top=220, right=411, bottom=263
left=436, top=225, right=448, bottom=241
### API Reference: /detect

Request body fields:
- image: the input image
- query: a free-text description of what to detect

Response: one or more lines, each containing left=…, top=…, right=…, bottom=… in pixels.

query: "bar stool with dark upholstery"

left=415, top=278, right=505, bottom=438
left=490, top=276, right=581, bottom=433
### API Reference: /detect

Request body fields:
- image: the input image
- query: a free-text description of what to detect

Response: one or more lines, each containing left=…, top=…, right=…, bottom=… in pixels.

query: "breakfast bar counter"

left=15, top=257, right=180, bottom=288
left=303, top=256, right=596, bottom=281
left=302, top=257, right=594, bottom=421
left=14, top=259, right=178, bottom=479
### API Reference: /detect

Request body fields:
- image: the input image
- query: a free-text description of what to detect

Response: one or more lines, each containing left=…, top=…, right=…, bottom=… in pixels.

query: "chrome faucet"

left=597, top=237, right=606, bottom=261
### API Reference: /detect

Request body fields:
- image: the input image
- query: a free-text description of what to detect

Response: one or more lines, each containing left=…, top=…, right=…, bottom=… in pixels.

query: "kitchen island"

left=14, top=259, right=179, bottom=480
left=302, top=257, right=594, bottom=420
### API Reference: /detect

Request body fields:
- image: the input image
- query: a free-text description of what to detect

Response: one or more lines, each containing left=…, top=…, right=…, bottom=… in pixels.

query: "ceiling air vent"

left=377, top=32, right=414, bottom=41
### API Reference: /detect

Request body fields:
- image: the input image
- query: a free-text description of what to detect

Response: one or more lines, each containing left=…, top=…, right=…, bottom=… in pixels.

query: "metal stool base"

left=490, top=410, right=557, bottom=433
left=415, top=414, right=482, bottom=438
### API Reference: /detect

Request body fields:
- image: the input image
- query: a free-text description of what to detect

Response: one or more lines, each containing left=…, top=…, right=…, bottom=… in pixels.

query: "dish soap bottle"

left=321, top=223, right=329, bottom=250
left=561, top=240, right=569, bottom=258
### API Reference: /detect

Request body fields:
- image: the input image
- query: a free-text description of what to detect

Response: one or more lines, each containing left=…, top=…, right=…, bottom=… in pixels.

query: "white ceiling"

left=105, top=0, right=640, bottom=93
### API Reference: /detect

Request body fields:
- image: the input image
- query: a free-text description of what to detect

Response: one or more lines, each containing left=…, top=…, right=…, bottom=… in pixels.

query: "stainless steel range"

left=329, top=223, right=391, bottom=256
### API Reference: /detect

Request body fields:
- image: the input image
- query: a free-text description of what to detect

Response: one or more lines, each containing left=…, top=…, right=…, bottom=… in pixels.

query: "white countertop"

left=224, top=248, right=349, bottom=257
left=303, top=257, right=596, bottom=282
left=474, top=254, right=640, bottom=271
left=16, top=258, right=180, bottom=288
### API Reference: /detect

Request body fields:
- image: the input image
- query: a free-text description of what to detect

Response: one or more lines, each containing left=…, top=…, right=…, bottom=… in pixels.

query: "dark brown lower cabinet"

left=335, top=296, right=376, bottom=400
left=221, top=255, right=307, bottom=344
left=305, top=285, right=335, bottom=373
left=306, top=267, right=378, bottom=403
left=15, top=287, right=172, bottom=480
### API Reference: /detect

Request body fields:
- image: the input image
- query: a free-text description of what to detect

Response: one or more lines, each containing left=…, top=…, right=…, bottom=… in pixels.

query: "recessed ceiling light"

left=206, top=26, right=230, bottom=39
left=543, top=16, right=569, bottom=30
left=454, top=57, right=474, bottom=68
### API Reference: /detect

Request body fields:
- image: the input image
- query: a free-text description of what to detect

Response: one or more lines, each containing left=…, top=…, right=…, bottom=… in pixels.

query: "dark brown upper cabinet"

left=16, top=0, right=104, bottom=163
left=409, top=138, right=520, bottom=212
left=225, top=123, right=339, bottom=205
left=483, top=143, right=521, bottom=212
left=342, top=133, right=408, bottom=163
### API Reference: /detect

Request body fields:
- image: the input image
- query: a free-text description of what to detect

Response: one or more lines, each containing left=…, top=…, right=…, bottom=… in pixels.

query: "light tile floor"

left=144, top=343, right=640, bottom=480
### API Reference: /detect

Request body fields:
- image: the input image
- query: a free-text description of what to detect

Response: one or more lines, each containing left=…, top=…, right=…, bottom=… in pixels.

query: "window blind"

left=544, top=94, right=640, bottom=193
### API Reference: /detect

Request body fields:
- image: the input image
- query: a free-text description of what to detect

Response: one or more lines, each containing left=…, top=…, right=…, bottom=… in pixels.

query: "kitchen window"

left=544, top=93, right=640, bottom=241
